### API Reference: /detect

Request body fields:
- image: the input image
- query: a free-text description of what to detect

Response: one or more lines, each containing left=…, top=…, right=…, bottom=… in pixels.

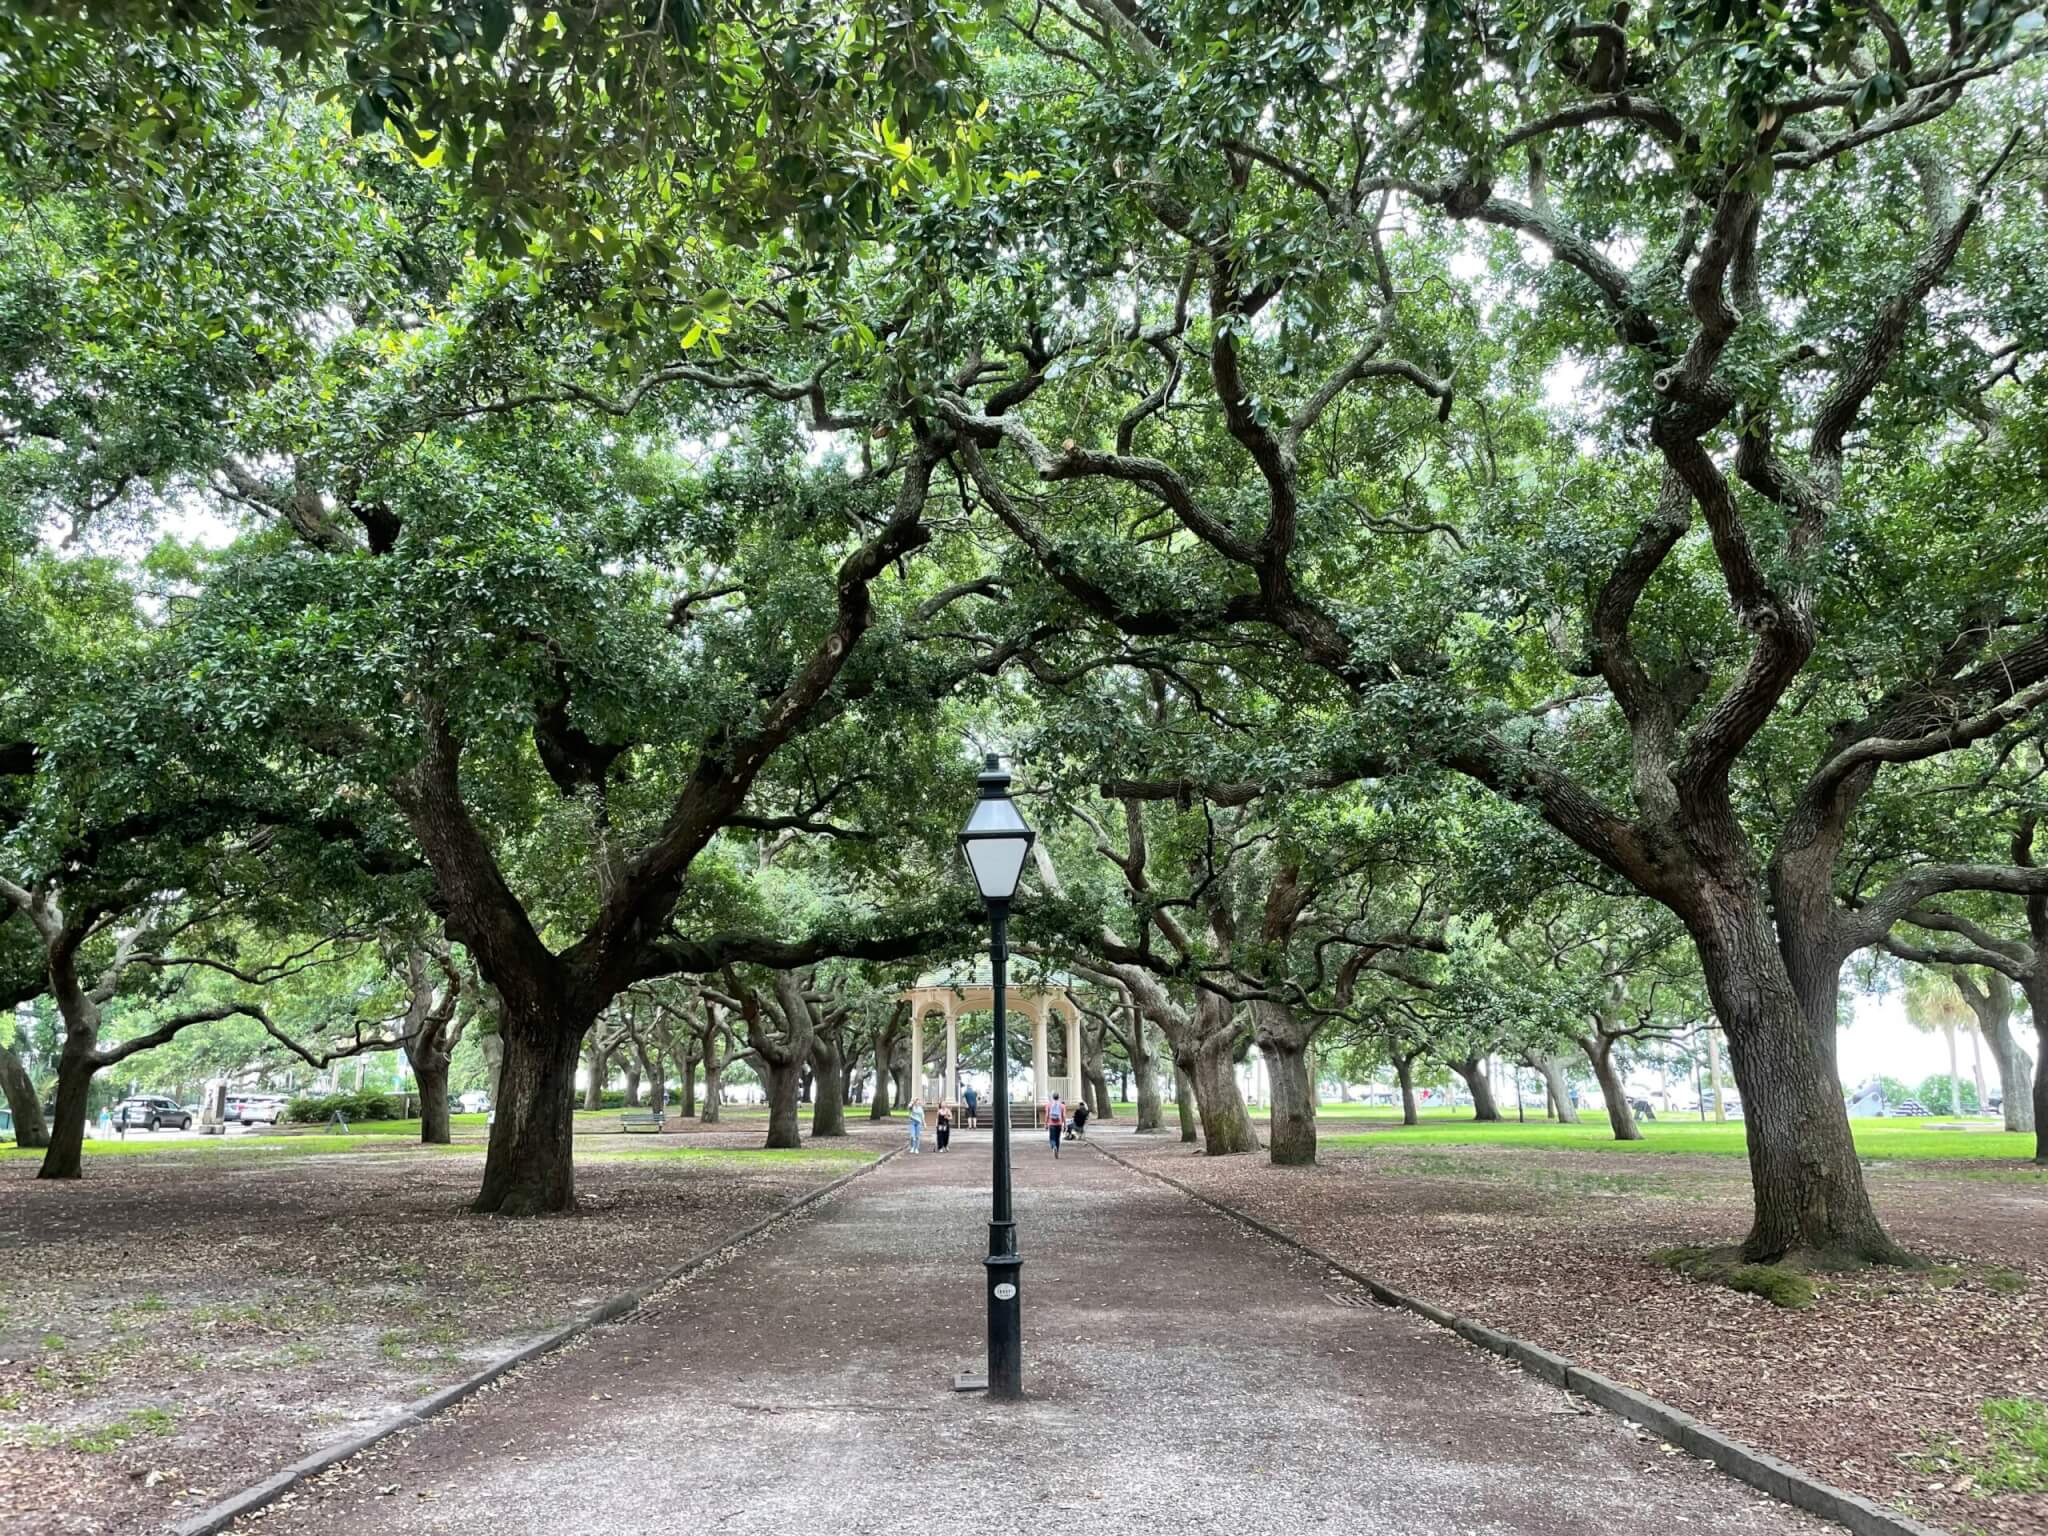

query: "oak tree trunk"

left=1193, top=1027, right=1258, bottom=1155
left=1451, top=1056, right=1500, bottom=1121
left=38, top=1047, right=95, bottom=1180
left=2036, top=1017, right=2048, bottom=1165
left=2026, top=972, right=2048, bottom=1163
left=1395, top=1055, right=1419, bottom=1125
left=1959, top=973, right=2032, bottom=1134
left=1253, top=1002, right=1315, bottom=1165
left=582, top=1039, right=607, bottom=1111
left=810, top=1034, right=846, bottom=1138
left=765, top=1054, right=803, bottom=1148
left=415, top=1057, right=452, bottom=1145
left=1130, top=1032, right=1162, bottom=1131
left=648, top=1057, right=668, bottom=1114
left=475, top=1011, right=586, bottom=1216
left=480, top=1033, right=504, bottom=1100
left=1528, top=1052, right=1579, bottom=1124
left=1086, top=1067, right=1112, bottom=1118
left=701, top=1050, right=722, bottom=1123
left=869, top=1026, right=895, bottom=1119
left=0, top=1044, right=49, bottom=1150
left=1991, top=1030, right=2034, bottom=1135
left=622, top=1063, right=641, bottom=1109
left=1580, top=1036, right=1641, bottom=1141
left=1262, top=1036, right=1315, bottom=1165
left=1173, top=1058, right=1199, bottom=1143
left=1702, top=902, right=1908, bottom=1264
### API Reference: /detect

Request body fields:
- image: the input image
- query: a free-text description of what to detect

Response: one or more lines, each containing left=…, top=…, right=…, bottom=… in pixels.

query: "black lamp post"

left=957, top=752, right=1035, bottom=1400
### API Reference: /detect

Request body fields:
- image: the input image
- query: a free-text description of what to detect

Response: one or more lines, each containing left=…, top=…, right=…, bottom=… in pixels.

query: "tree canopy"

left=4, top=0, right=2045, bottom=1253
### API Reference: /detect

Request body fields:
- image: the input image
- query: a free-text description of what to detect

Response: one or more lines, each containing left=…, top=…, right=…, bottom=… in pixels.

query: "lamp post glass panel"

left=957, top=753, right=1035, bottom=1400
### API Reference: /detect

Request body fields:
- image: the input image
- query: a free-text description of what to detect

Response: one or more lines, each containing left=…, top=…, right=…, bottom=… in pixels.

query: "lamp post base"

left=985, top=1249, right=1023, bottom=1400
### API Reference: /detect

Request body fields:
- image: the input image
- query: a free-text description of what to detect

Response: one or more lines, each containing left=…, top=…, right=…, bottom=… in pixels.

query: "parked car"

left=113, top=1096, right=193, bottom=1131
left=236, top=1095, right=287, bottom=1125
left=456, top=1090, right=493, bottom=1115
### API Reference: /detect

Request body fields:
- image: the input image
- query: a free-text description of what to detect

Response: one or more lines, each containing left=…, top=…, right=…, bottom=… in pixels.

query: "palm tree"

left=1903, top=967, right=1975, bottom=1115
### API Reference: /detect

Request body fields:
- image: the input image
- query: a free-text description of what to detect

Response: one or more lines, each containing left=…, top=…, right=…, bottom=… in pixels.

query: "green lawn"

left=2, top=1129, right=881, bottom=1167
left=1320, top=1115, right=2038, bottom=1162
left=0, top=1130, right=431, bottom=1162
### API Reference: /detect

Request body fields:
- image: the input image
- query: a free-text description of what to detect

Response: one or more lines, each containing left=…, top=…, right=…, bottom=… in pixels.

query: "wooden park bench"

left=620, top=1110, right=665, bottom=1134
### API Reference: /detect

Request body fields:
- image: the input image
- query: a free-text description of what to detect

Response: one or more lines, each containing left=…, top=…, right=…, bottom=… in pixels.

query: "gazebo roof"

left=909, top=961, right=1097, bottom=993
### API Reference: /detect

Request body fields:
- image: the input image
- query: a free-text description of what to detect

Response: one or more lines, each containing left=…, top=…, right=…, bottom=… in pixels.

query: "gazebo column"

left=1031, top=999, right=1049, bottom=1118
left=945, top=1000, right=959, bottom=1110
left=910, top=1008, right=925, bottom=1107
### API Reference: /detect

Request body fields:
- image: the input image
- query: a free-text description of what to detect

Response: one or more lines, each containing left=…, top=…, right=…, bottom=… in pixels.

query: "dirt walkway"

left=236, top=1127, right=1827, bottom=1536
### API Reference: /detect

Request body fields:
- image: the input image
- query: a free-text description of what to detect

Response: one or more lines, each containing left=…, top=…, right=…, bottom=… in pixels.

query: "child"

left=908, top=1098, right=925, bottom=1154
left=1046, top=1093, right=1065, bottom=1158
left=935, top=1105, right=952, bottom=1152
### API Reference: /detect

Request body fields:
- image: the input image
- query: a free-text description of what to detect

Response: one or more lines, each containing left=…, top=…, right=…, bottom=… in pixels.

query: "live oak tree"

left=1881, top=807, right=2048, bottom=1154
left=895, top=0, right=2048, bottom=1263
left=709, top=964, right=875, bottom=1147
left=0, top=529, right=393, bottom=1176
left=10, top=5, right=1016, bottom=1212
left=20, top=1, right=2048, bottom=1266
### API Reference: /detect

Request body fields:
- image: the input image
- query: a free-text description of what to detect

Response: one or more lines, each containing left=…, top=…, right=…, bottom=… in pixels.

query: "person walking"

left=1046, top=1093, right=1065, bottom=1159
left=963, top=1083, right=979, bottom=1129
left=908, top=1098, right=925, bottom=1154
left=935, top=1104, right=952, bottom=1152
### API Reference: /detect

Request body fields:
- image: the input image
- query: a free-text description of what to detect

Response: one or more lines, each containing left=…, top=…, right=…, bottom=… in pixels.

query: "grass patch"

left=1653, top=1245, right=1819, bottom=1309
left=0, top=1131, right=431, bottom=1163
left=32, top=1405, right=180, bottom=1453
left=1923, top=1397, right=2048, bottom=1495
left=189, top=1294, right=350, bottom=1334
left=1927, top=1264, right=2029, bottom=1296
left=377, top=1323, right=463, bottom=1365
left=1322, top=1115, right=2037, bottom=1163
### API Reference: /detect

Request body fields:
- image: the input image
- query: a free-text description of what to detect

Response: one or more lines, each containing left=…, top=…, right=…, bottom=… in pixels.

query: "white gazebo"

left=899, top=972, right=1088, bottom=1125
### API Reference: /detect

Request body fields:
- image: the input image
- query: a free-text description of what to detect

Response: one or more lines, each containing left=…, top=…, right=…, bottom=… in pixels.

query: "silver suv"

left=113, top=1097, right=193, bottom=1131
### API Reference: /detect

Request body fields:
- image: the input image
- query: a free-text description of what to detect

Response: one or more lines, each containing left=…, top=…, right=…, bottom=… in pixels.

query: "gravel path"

left=236, top=1126, right=1828, bottom=1536
left=1111, top=1129, right=2046, bottom=1534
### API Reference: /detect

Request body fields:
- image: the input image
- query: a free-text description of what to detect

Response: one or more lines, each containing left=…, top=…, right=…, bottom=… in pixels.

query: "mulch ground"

left=1113, top=1128, right=2048, bottom=1536
left=1, top=1125, right=888, bottom=1536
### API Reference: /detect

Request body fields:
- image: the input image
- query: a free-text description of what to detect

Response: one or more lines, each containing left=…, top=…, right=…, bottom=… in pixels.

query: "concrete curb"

left=1088, top=1138, right=1950, bottom=1536
left=167, top=1146, right=900, bottom=1536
